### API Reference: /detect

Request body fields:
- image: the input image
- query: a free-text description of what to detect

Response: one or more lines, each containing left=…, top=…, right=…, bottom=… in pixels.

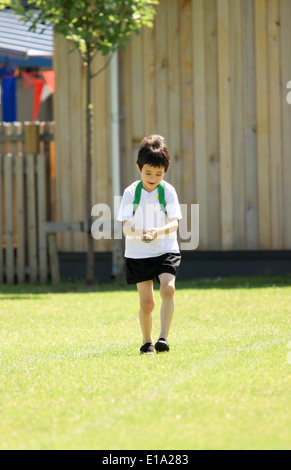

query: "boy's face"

left=136, top=163, right=165, bottom=192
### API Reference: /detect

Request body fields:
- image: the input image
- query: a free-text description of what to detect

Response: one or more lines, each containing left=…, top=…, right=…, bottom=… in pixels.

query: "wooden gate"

left=0, top=122, right=55, bottom=284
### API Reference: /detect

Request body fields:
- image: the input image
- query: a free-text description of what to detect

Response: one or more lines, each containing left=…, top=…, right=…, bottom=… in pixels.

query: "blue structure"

left=0, top=9, right=53, bottom=121
left=0, top=8, right=53, bottom=67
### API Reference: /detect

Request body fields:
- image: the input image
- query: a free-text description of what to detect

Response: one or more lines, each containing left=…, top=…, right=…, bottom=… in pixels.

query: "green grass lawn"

left=0, top=275, right=290, bottom=450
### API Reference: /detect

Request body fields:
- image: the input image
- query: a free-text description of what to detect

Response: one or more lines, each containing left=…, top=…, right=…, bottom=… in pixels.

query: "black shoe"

left=140, top=342, right=154, bottom=355
left=155, top=337, right=170, bottom=352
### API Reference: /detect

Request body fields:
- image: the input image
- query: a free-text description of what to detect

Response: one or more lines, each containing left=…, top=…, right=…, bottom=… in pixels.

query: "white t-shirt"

left=117, top=180, right=182, bottom=259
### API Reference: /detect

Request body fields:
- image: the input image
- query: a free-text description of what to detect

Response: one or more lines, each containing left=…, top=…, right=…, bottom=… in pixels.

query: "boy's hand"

left=142, top=228, right=158, bottom=243
left=141, top=220, right=178, bottom=242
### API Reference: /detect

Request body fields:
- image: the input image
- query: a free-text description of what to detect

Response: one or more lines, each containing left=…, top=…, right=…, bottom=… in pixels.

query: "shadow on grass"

left=1, top=274, right=291, bottom=297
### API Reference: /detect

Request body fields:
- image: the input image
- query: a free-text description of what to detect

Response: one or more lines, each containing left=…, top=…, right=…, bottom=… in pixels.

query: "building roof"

left=0, top=9, right=53, bottom=67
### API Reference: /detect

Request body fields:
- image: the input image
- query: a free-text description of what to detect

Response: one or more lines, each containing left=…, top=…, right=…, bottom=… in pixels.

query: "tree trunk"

left=85, top=54, right=95, bottom=285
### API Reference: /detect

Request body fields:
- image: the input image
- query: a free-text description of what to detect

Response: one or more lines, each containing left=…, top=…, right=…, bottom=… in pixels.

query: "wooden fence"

left=119, top=0, right=291, bottom=251
left=0, top=122, right=55, bottom=284
left=54, top=0, right=291, bottom=253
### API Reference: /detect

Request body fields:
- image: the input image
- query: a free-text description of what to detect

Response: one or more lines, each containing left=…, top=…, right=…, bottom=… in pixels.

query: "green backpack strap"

left=133, top=180, right=167, bottom=216
left=133, top=180, right=143, bottom=215
left=158, top=182, right=167, bottom=214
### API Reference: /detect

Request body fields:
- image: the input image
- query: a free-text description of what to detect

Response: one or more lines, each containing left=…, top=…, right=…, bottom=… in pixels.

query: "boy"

left=117, top=135, right=182, bottom=354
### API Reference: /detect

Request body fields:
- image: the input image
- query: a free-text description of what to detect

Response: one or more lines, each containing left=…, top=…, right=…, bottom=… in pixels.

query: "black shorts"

left=125, top=252, right=181, bottom=285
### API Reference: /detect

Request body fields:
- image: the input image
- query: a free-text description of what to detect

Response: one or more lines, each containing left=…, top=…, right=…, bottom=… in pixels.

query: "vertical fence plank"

left=267, top=0, right=283, bottom=249
left=179, top=0, right=194, bottom=207
left=37, top=153, right=48, bottom=284
left=167, top=0, right=182, bottom=192
left=217, top=0, right=233, bottom=249
left=15, top=153, right=26, bottom=284
left=26, top=153, right=38, bottom=282
left=0, top=154, right=3, bottom=283
left=230, top=0, right=246, bottom=249
left=280, top=0, right=291, bottom=249
left=48, top=233, right=60, bottom=285
left=4, top=154, right=14, bottom=283
left=131, top=32, right=144, bottom=172
left=69, top=50, right=85, bottom=253
left=143, top=22, right=156, bottom=136
left=5, top=123, right=12, bottom=153
left=243, top=0, right=259, bottom=249
left=193, top=0, right=208, bottom=249
left=255, top=0, right=271, bottom=249
left=120, top=43, right=133, bottom=189
left=24, top=123, right=40, bottom=154
left=49, top=122, right=56, bottom=222
left=13, top=124, right=24, bottom=255
left=204, top=0, right=221, bottom=250
left=54, top=35, right=72, bottom=252
left=155, top=0, right=168, bottom=139
left=92, top=53, right=111, bottom=253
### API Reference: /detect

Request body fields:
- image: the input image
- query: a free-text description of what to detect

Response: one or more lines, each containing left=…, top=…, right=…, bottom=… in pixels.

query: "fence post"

left=4, top=154, right=14, bottom=283
left=37, top=153, right=48, bottom=284
left=15, top=153, right=25, bottom=284
left=24, top=123, right=40, bottom=154
left=48, top=233, right=60, bottom=284
left=26, top=153, right=38, bottom=282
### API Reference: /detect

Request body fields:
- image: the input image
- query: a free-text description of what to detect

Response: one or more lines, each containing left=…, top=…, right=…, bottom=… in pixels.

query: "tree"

left=7, top=0, right=158, bottom=284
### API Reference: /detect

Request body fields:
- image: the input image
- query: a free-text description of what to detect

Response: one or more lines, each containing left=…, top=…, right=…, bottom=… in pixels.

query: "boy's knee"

left=160, top=283, right=175, bottom=299
left=140, top=298, right=155, bottom=314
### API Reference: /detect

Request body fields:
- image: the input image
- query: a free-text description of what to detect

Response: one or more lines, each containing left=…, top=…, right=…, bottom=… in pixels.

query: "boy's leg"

left=137, top=279, right=155, bottom=345
left=158, top=272, right=176, bottom=340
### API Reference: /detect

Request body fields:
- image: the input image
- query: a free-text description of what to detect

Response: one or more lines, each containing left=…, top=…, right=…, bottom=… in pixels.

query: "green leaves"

left=8, top=0, right=159, bottom=61
left=0, top=0, right=10, bottom=9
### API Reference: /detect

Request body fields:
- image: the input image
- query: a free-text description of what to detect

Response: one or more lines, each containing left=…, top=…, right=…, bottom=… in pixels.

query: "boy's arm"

left=123, top=220, right=164, bottom=243
left=122, top=220, right=143, bottom=238
left=144, top=218, right=179, bottom=240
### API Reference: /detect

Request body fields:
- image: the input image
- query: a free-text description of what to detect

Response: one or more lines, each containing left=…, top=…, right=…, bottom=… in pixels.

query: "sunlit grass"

left=1, top=276, right=290, bottom=449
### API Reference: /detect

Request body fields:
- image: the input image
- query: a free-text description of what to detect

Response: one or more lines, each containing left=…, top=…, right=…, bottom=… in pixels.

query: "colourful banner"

left=32, top=77, right=45, bottom=121
left=0, top=68, right=55, bottom=121
left=21, top=70, right=34, bottom=90
left=21, top=70, right=55, bottom=121
left=2, top=77, right=17, bottom=122
left=42, top=71, right=55, bottom=93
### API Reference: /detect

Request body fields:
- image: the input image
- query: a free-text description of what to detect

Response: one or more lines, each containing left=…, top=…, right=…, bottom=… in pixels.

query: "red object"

left=20, top=70, right=55, bottom=120
left=33, top=78, right=45, bottom=121
left=42, top=71, right=55, bottom=93
left=21, top=70, right=34, bottom=90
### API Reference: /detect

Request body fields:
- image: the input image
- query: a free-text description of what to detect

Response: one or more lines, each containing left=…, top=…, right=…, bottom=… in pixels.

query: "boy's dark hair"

left=137, top=135, right=170, bottom=172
